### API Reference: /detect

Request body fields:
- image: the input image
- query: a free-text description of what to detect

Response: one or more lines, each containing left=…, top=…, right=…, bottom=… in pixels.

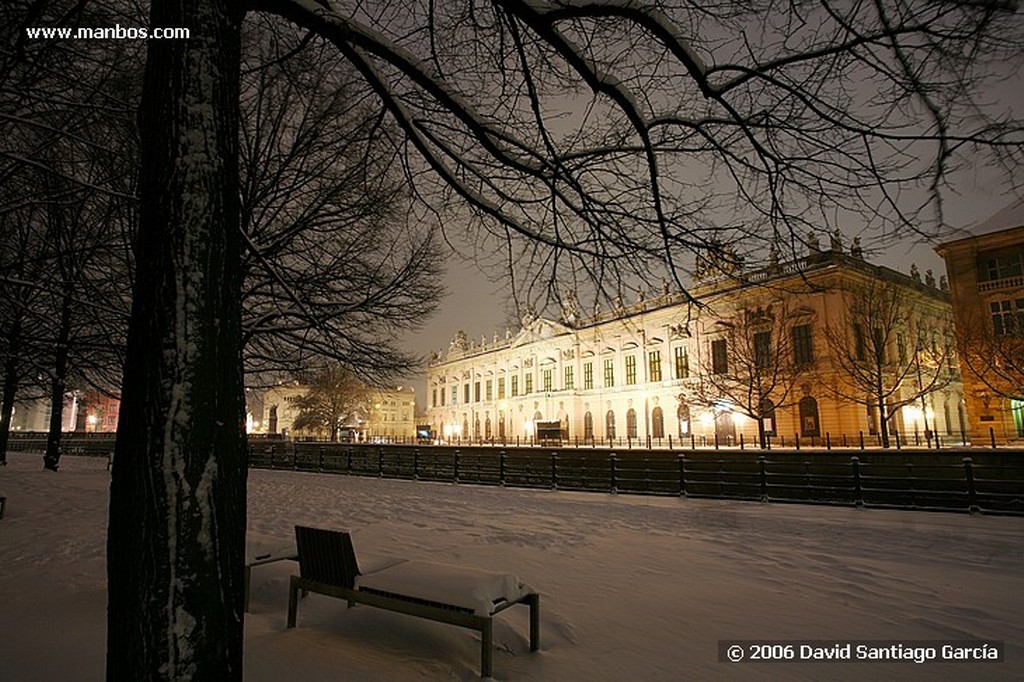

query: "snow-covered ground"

left=1, top=451, right=1022, bottom=681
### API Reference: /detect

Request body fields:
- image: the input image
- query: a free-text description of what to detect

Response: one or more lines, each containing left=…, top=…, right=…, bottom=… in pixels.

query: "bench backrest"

left=294, top=526, right=360, bottom=588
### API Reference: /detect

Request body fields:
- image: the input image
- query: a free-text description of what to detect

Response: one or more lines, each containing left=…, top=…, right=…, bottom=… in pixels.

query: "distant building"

left=365, top=386, right=417, bottom=440
left=247, top=382, right=416, bottom=441
left=427, top=246, right=965, bottom=447
left=936, top=200, right=1024, bottom=443
left=248, top=382, right=307, bottom=437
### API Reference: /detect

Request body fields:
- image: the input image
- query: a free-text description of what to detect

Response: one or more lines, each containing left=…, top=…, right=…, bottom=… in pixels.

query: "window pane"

left=711, top=339, right=728, bottom=374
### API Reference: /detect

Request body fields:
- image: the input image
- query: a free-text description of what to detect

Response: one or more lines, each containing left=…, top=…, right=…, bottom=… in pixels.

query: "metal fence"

left=7, top=433, right=1022, bottom=515
left=249, top=442, right=1024, bottom=516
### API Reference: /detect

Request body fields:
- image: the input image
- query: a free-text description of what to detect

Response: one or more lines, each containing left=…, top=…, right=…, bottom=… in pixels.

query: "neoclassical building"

left=937, top=200, right=1024, bottom=443
left=426, top=243, right=967, bottom=447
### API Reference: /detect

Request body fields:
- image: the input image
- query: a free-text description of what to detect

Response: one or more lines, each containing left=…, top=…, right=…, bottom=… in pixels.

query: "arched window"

left=584, top=411, right=594, bottom=441
left=473, top=416, right=481, bottom=440
left=606, top=410, right=616, bottom=439
left=677, top=403, right=690, bottom=438
left=485, top=415, right=492, bottom=440
left=651, top=407, right=664, bottom=439
left=498, top=411, right=506, bottom=440
left=799, top=397, right=820, bottom=437
left=626, top=408, right=638, bottom=439
left=462, top=417, right=469, bottom=440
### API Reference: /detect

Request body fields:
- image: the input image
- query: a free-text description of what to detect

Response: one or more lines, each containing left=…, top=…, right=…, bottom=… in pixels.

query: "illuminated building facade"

left=426, top=244, right=966, bottom=447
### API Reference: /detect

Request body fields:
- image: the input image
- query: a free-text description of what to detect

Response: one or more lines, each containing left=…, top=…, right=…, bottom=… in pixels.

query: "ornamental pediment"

left=510, top=316, right=572, bottom=348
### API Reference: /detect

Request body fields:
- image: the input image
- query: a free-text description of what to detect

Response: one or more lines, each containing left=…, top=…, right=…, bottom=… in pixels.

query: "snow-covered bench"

left=244, top=544, right=299, bottom=612
left=287, top=526, right=540, bottom=678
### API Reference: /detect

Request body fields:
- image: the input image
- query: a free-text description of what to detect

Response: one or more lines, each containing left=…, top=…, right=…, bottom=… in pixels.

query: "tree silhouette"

left=682, top=298, right=814, bottom=448
left=822, top=277, right=956, bottom=447
left=289, top=364, right=370, bottom=441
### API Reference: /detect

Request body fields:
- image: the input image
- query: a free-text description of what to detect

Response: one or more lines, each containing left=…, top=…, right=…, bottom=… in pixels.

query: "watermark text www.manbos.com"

left=25, top=25, right=189, bottom=41
left=719, top=640, right=1003, bottom=664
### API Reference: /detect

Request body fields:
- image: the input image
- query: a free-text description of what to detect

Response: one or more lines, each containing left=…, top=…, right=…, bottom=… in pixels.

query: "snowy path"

left=1, top=453, right=1022, bottom=680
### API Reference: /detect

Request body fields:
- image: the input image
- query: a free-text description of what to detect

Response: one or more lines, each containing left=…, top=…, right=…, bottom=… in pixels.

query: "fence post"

left=318, top=446, right=324, bottom=473
left=739, top=433, right=744, bottom=450
left=851, top=456, right=863, bottom=507
left=378, top=447, right=384, bottom=477
left=550, top=452, right=558, bottom=490
left=893, top=429, right=901, bottom=450
left=963, top=457, right=980, bottom=513
left=826, top=433, right=831, bottom=450
left=859, top=431, right=865, bottom=450
left=714, top=433, right=719, bottom=450
left=677, top=454, right=687, bottom=497
left=453, top=449, right=460, bottom=483
left=758, top=455, right=768, bottom=503
left=413, top=448, right=420, bottom=480
left=990, top=427, right=997, bottom=449
left=269, top=444, right=276, bottom=470
left=347, top=447, right=352, bottom=474
left=690, top=433, right=696, bottom=450
left=609, top=453, right=617, bottom=493
left=499, top=450, right=506, bottom=485
left=795, top=434, right=800, bottom=451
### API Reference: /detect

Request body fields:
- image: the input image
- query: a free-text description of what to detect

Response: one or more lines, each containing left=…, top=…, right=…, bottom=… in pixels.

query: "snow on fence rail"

left=248, top=442, right=1024, bottom=516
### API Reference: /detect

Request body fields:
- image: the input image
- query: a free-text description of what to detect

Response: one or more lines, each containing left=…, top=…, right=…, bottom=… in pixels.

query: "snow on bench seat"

left=355, top=560, right=533, bottom=617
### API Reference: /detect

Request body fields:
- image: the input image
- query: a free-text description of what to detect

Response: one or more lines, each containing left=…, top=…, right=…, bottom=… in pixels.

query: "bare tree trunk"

left=43, top=291, right=72, bottom=471
left=877, top=383, right=891, bottom=449
left=106, top=0, right=246, bottom=678
left=0, top=313, right=22, bottom=465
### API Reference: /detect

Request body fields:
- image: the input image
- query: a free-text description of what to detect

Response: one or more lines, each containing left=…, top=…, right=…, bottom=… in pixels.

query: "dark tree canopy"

left=255, top=0, right=1024, bottom=310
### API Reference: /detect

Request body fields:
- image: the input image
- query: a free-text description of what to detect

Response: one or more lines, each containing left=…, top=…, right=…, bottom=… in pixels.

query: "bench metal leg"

left=528, top=593, right=540, bottom=652
left=480, top=618, right=493, bottom=678
left=287, top=576, right=301, bottom=628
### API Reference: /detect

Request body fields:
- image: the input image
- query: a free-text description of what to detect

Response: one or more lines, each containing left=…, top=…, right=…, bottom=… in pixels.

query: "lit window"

left=564, top=366, right=574, bottom=390
left=542, top=369, right=552, bottom=392
left=583, top=362, right=593, bottom=390
left=625, top=355, right=637, bottom=385
left=648, top=350, right=662, bottom=382
left=603, top=359, right=614, bottom=387
left=674, top=346, right=689, bottom=379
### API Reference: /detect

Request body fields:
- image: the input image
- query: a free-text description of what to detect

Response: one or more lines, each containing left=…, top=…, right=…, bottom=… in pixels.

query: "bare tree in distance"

left=953, top=302, right=1024, bottom=404
left=682, top=298, right=815, bottom=448
left=822, top=277, right=957, bottom=447
left=289, top=363, right=371, bottom=441
left=99, top=0, right=1024, bottom=677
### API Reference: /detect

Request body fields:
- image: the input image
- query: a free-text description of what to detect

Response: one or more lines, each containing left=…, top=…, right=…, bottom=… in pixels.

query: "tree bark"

left=43, top=290, right=73, bottom=471
left=106, top=0, right=247, bottom=678
left=0, top=312, right=23, bottom=465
